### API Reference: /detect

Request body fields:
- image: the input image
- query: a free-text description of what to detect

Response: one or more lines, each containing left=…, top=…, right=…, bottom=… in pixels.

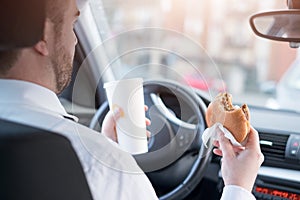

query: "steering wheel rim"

left=90, top=79, right=211, bottom=200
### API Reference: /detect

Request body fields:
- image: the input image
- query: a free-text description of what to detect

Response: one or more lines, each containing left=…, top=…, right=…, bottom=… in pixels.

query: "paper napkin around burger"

left=202, top=123, right=242, bottom=148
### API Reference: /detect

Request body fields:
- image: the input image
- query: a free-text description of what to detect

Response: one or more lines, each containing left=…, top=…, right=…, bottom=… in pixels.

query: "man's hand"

left=213, top=127, right=264, bottom=192
left=101, top=106, right=151, bottom=142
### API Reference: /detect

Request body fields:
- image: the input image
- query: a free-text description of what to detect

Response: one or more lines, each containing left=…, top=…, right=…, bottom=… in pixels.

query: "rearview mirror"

left=250, top=10, right=300, bottom=47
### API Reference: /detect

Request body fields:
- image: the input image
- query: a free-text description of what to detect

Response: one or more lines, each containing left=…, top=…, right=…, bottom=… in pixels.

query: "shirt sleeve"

left=221, top=185, right=256, bottom=200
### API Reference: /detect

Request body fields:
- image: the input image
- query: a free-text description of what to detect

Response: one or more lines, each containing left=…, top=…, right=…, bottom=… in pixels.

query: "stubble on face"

left=50, top=36, right=73, bottom=94
left=51, top=39, right=73, bottom=94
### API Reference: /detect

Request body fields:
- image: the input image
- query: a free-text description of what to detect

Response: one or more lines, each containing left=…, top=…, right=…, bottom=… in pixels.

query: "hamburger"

left=205, top=92, right=250, bottom=143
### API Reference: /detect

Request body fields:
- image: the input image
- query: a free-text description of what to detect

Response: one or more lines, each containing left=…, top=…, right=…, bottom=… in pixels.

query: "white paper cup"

left=104, top=78, right=148, bottom=154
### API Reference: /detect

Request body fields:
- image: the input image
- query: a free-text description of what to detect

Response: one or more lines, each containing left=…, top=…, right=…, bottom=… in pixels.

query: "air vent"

left=259, top=132, right=289, bottom=162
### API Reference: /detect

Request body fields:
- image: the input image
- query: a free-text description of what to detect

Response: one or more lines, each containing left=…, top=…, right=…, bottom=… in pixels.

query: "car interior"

left=1, top=0, right=300, bottom=200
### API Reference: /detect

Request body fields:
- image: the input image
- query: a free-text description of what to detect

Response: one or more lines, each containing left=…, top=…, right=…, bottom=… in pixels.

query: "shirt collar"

left=0, top=79, right=78, bottom=122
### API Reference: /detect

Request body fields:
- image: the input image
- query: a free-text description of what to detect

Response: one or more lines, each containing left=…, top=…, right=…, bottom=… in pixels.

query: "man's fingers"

left=213, top=140, right=220, bottom=147
left=112, top=107, right=122, bottom=119
left=146, top=130, right=151, bottom=138
left=101, top=110, right=118, bottom=142
left=103, top=111, right=115, bottom=126
left=218, top=131, right=235, bottom=158
left=144, top=105, right=148, bottom=111
left=213, top=148, right=223, bottom=156
left=145, top=118, right=151, bottom=126
left=245, top=126, right=260, bottom=149
left=245, top=126, right=264, bottom=165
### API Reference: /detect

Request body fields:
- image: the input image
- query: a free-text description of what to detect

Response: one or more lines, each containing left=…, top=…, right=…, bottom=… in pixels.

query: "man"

left=0, top=0, right=263, bottom=199
left=0, top=0, right=156, bottom=199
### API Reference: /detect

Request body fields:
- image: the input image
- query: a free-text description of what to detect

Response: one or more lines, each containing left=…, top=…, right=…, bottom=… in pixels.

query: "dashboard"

left=249, top=107, right=300, bottom=200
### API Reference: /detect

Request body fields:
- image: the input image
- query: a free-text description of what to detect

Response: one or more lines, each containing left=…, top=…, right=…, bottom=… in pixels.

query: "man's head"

left=44, top=0, right=80, bottom=93
left=0, top=0, right=80, bottom=94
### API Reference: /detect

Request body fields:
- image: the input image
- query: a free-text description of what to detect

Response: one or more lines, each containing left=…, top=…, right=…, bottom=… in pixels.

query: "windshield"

left=88, top=0, right=299, bottom=110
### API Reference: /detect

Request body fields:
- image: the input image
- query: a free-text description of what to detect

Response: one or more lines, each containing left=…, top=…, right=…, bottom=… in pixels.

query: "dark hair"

left=0, top=50, right=21, bottom=74
left=0, top=0, right=66, bottom=75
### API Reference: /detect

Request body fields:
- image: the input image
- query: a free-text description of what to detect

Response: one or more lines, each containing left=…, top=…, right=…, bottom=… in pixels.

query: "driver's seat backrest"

left=0, top=119, right=93, bottom=200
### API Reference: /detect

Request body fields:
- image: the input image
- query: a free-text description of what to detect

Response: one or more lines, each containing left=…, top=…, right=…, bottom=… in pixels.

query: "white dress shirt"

left=221, top=185, right=256, bottom=200
left=0, top=79, right=255, bottom=200
left=0, top=79, right=157, bottom=200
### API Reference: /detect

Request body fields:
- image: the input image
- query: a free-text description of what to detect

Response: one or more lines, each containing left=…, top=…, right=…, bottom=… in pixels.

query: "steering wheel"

left=90, top=79, right=211, bottom=200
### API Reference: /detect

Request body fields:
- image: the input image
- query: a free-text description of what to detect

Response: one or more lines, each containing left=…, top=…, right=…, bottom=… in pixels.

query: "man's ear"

left=34, top=40, right=49, bottom=56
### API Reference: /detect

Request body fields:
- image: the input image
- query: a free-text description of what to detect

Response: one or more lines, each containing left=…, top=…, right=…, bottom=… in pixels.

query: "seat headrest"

left=0, top=0, right=46, bottom=51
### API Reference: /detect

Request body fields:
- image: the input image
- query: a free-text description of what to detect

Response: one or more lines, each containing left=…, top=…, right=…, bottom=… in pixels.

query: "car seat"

left=0, top=119, right=93, bottom=200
